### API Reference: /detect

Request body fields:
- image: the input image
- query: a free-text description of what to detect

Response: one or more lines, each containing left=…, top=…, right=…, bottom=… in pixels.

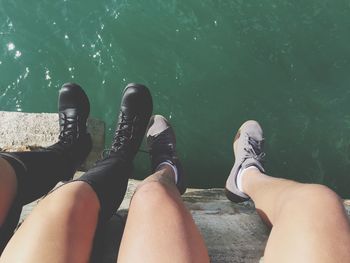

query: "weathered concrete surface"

left=2, top=111, right=350, bottom=262
left=0, top=111, right=105, bottom=170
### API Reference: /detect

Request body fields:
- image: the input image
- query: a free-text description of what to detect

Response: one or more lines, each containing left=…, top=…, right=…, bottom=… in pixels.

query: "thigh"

left=264, top=207, right=350, bottom=263
left=117, top=182, right=209, bottom=263
left=0, top=182, right=100, bottom=263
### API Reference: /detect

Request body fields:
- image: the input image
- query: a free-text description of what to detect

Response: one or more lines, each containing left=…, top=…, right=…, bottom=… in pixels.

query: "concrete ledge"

left=0, top=111, right=105, bottom=170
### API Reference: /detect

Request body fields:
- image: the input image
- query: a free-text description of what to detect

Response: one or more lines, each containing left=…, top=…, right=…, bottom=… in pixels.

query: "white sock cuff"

left=156, top=161, right=178, bottom=184
left=236, top=166, right=259, bottom=193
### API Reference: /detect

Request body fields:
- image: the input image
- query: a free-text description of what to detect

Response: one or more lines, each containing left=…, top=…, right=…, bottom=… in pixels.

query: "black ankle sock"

left=75, top=153, right=132, bottom=222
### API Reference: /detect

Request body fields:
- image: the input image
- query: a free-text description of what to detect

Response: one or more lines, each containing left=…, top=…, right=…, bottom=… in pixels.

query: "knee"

left=42, top=182, right=100, bottom=221
left=132, top=181, right=172, bottom=209
left=298, top=184, right=340, bottom=203
left=287, top=184, right=343, bottom=214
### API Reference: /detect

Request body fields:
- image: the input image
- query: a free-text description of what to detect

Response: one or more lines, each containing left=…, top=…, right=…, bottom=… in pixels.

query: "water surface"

left=1, top=0, right=350, bottom=197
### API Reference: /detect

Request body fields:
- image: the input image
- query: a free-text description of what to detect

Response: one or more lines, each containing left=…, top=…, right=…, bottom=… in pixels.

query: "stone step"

left=0, top=111, right=105, bottom=170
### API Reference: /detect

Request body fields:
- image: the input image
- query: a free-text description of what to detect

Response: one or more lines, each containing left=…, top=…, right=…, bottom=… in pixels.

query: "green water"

left=1, top=0, right=350, bottom=197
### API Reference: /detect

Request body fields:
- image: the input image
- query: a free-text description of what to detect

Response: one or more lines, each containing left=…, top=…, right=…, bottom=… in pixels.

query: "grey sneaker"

left=225, top=120, right=266, bottom=203
left=146, top=115, right=186, bottom=195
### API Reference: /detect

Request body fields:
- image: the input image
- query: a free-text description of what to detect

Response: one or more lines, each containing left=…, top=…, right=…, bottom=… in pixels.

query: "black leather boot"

left=76, top=83, right=153, bottom=221
left=48, top=83, right=92, bottom=170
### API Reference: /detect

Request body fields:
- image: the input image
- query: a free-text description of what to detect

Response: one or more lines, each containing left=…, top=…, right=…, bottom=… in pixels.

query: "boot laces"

left=243, top=135, right=265, bottom=161
left=111, top=111, right=134, bottom=152
left=58, top=113, right=78, bottom=144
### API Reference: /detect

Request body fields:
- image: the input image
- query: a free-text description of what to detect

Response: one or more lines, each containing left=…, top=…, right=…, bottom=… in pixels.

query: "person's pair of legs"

left=0, top=151, right=79, bottom=251
left=226, top=120, right=350, bottom=263
left=244, top=169, right=350, bottom=262
left=0, top=83, right=92, bottom=252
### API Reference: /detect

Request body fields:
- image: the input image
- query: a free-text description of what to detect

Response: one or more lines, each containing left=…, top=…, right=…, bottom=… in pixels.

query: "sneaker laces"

left=58, top=113, right=79, bottom=144
left=243, top=135, right=265, bottom=161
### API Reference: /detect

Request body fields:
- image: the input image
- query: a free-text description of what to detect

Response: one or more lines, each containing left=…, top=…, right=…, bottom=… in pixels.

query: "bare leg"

left=0, top=158, right=17, bottom=226
left=0, top=181, right=100, bottom=263
left=118, top=164, right=209, bottom=263
left=242, top=169, right=350, bottom=263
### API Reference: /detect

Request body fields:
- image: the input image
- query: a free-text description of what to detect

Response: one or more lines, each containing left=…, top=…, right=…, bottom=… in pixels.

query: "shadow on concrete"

left=90, top=212, right=127, bottom=263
